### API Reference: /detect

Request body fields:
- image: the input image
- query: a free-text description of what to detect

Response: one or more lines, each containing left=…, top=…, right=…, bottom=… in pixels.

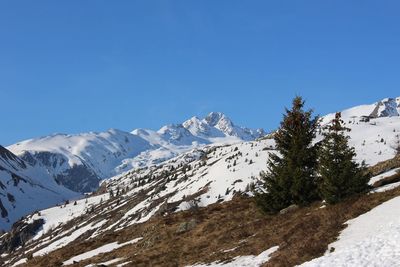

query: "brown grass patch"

left=372, top=171, right=400, bottom=188
left=368, top=155, right=400, bottom=176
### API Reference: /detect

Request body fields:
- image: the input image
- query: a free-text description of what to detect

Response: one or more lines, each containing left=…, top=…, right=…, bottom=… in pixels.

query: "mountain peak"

left=182, top=116, right=203, bottom=130
left=204, top=112, right=231, bottom=127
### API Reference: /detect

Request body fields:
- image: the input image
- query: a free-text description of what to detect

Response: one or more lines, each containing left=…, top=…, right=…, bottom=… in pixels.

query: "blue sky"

left=1, top=1, right=400, bottom=145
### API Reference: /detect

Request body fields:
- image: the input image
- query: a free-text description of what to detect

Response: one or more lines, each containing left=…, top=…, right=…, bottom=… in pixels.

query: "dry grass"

left=372, top=171, right=400, bottom=188
left=20, top=185, right=400, bottom=267
left=368, top=155, right=400, bottom=176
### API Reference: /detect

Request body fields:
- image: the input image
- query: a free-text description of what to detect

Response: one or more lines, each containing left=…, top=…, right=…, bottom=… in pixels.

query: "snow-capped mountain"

left=182, top=112, right=266, bottom=141
left=0, top=145, right=79, bottom=231
left=157, top=124, right=207, bottom=146
left=202, top=112, right=266, bottom=140
left=183, top=116, right=223, bottom=138
left=7, top=112, right=266, bottom=193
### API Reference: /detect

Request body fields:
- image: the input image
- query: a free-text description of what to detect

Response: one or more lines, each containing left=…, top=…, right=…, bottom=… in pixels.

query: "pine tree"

left=256, top=96, right=320, bottom=213
left=318, top=112, right=370, bottom=204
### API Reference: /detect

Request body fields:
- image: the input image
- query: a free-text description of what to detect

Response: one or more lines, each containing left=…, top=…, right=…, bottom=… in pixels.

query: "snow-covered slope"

left=321, top=97, right=400, bottom=165
left=0, top=146, right=79, bottom=231
left=2, top=134, right=399, bottom=266
left=104, top=139, right=275, bottom=221
left=8, top=129, right=152, bottom=193
left=7, top=113, right=265, bottom=193
left=300, top=196, right=400, bottom=267
left=0, top=138, right=275, bottom=264
left=322, top=97, right=400, bottom=123
left=320, top=116, right=400, bottom=166
left=13, top=96, right=398, bottom=236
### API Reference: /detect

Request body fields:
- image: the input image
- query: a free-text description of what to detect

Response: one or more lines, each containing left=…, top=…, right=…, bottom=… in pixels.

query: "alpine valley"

left=1, top=97, right=400, bottom=267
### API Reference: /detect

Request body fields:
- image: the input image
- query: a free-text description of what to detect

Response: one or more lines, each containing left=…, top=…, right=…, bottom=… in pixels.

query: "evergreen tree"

left=256, top=96, right=319, bottom=213
left=318, top=112, right=370, bottom=204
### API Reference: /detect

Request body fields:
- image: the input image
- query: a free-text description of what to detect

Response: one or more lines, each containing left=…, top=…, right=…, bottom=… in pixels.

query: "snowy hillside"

left=8, top=129, right=152, bottom=193
left=0, top=112, right=264, bottom=232
left=2, top=96, right=400, bottom=233
left=322, top=97, right=400, bottom=122
left=5, top=104, right=399, bottom=252
left=2, top=97, right=400, bottom=266
left=7, top=112, right=265, bottom=194
left=0, top=138, right=275, bottom=266
left=0, top=146, right=79, bottom=231
left=301, top=196, right=400, bottom=267
left=321, top=97, right=400, bottom=165
left=2, top=136, right=399, bottom=266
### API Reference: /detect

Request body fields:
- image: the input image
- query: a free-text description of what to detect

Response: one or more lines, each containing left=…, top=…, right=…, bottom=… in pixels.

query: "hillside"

left=1, top=136, right=400, bottom=266
left=2, top=166, right=400, bottom=267
left=0, top=146, right=79, bottom=231
left=1, top=96, right=400, bottom=266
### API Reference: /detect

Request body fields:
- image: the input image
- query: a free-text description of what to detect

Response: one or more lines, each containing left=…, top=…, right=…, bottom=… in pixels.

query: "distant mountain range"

left=7, top=112, right=266, bottom=194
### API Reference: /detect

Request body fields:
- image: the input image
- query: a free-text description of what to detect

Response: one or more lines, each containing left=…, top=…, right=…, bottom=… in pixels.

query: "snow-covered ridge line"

left=322, top=96, right=400, bottom=124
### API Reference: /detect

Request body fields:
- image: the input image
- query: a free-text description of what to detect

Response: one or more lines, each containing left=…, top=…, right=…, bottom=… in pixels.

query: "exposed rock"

left=11, top=173, right=27, bottom=186
left=6, top=193, right=15, bottom=203
left=0, top=219, right=44, bottom=253
left=0, top=199, right=8, bottom=218
left=279, top=204, right=299, bottom=215
left=176, top=218, right=198, bottom=234
left=55, top=163, right=100, bottom=193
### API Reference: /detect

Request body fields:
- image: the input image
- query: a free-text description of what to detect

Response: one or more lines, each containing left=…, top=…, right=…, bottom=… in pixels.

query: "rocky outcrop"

left=280, top=204, right=299, bottom=215
left=0, top=218, right=44, bottom=253
left=55, top=164, right=100, bottom=193
left=176, top=218, right=198, bottom=234
left=370, top=98, right=399, bottom=118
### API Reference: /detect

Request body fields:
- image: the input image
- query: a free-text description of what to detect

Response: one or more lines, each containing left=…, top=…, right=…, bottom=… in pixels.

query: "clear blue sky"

left=2, top=1, right=400, bottom=146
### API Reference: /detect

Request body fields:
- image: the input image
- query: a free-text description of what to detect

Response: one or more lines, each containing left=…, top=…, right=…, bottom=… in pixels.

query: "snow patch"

left=300, top=196, right=400, bottom=266
left=63, top=237, right=142, bottom=265
left=187, top=246, right=279, bottom=267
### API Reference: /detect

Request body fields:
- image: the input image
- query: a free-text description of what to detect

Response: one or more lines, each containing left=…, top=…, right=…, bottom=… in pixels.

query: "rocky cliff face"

left=370, top=98, right=400, bottom=118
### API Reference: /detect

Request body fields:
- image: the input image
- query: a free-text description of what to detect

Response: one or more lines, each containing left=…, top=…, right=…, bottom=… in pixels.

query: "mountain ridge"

left=7, top=112, right=265, bottom=194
